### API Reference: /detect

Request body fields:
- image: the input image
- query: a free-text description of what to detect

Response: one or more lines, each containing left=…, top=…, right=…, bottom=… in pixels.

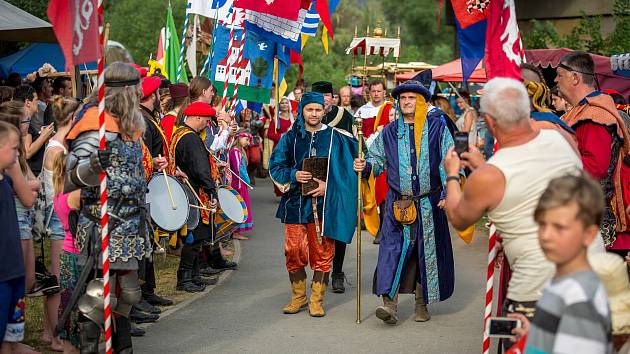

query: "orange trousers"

left=284, top=223, right=335, bottom=273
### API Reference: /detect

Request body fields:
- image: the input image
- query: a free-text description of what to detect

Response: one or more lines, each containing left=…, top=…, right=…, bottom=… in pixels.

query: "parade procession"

left=1, top=0, right=630, bottom=353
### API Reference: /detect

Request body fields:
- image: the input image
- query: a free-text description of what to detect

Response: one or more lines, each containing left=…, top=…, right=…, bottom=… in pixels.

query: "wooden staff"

left=355, top=114, right=364, bottom=324
left=159, top=155, right=177, bottom=209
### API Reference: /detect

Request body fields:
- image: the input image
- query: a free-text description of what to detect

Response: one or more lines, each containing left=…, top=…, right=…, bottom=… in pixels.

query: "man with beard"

left=269, top=92, right=359, bottom=317
left=170, top=102, right=220, bottom=292
left=354, top=80, right=454, bottom=325
left=311, top=81, right=355, bottom=294
left=135, top=76, right=173, bottom=322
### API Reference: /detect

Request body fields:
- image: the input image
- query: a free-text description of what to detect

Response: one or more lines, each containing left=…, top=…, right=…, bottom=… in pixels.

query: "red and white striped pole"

left=97, top=1, right=112, bottom=353
left=220, top=8, right=239, bottom=110
left=226, top=24, right=246, bottom=119
left=483, top=224, right=498, bottom=354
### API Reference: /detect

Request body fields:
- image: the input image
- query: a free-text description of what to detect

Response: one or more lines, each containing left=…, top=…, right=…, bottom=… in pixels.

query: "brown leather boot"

left=308, top=271, right=329, bottom=317
left=376, top=293, right=398, bottom=325
left=415, top=283, right=430, bottom=322
left=283, top=269, right=308, bottom=314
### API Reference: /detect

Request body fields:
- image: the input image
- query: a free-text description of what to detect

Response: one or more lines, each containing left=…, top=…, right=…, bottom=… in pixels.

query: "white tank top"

left=487, top=129, right=582, bottom=302
left=41, top=139, right=67, bottom=203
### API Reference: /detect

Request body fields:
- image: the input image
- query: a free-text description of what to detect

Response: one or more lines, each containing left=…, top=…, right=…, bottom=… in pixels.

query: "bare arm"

left=25, top=125, right=54, bottom=159
left=462, top=109, right=476, bottom=133
left=443, top=147, right=505, bottom=230
left=67, top=190, right=81, bottom=210
left=5, top=162, right=36, bottom=207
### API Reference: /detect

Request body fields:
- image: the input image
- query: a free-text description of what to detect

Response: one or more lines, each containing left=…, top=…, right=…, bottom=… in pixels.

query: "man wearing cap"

left=556, top=51, right=630, bottom=250
left=169, top=101, right=220, bottom=292
left=140, top=76, right=169, bottom=161
left=312, top=81, right=355, bottom=134
left=311, top=81, right=356, bottom=294
left=269, top=92, right=359, bottom=318
left=353, top=80, right=455, bottom=325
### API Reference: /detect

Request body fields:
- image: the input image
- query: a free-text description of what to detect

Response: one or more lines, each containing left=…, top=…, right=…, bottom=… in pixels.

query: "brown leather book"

left=301, top=157, right=328, bottom=196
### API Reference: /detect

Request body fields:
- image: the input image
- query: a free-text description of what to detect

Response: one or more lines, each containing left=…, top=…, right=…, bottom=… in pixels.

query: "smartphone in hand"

left=486, top=317, right=521, bottom=338
left=454, top=132, right=469, bottom=156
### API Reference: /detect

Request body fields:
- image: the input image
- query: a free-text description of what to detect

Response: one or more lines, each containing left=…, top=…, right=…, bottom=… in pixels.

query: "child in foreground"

left=511, top=174, right=613, bottom=354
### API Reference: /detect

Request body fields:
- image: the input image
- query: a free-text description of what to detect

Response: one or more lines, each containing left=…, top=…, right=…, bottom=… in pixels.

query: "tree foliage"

left=4, top=0, right=454, bottom=90
left=524, top=0, right=630, bottom=56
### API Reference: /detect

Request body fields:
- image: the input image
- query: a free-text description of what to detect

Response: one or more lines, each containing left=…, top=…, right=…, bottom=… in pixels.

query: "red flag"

left=234, top=0, right=302, bottom=20
left=484, top=0, right=524, bottom=80
left=48, top=0, right=100, bottom=70
left=506, top=333, right=527, bottom=354
left=315, top=0, right=334, bottom=39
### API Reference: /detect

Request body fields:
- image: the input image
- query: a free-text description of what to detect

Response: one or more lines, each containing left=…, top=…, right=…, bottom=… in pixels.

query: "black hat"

left=311, top=81, right=333, bottom=94
left=391, top=80, right=431, bottom=101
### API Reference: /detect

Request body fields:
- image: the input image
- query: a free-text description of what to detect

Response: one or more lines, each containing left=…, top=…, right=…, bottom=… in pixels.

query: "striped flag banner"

left=301, top=0, right=319, bottom=37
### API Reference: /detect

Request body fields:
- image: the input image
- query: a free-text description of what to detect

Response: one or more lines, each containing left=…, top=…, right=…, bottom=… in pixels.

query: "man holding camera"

left=353, top=80, right=454, bottom=325
left=442, top=78, right=583, bottom=331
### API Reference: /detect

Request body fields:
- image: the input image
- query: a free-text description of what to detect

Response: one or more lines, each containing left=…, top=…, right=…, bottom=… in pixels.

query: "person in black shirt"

left=170, top=101, right=223, bottom=292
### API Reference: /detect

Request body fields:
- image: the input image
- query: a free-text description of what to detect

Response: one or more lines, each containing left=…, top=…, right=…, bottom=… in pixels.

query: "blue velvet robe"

left=365, top=111, right=454, bottom=304
left=269, top=124, right=359, bottom=244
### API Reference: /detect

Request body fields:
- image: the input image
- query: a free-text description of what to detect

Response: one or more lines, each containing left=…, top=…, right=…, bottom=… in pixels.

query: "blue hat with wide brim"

left=391, top=80, right=431, bottom=100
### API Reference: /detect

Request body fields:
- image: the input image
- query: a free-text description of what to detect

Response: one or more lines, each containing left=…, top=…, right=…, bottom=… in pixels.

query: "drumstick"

left=159, top=155, right=177, bottom=210
left=183, top=178, right=204, bottom=205
left=209, top=153, right=254, bottom=190
left=189, top=204, right=216, bottom=212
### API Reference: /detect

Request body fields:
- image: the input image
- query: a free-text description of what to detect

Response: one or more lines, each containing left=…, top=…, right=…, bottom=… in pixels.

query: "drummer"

left=137, top=76, right=174, bottom=313
left=170, top=101, right=232, bottom=292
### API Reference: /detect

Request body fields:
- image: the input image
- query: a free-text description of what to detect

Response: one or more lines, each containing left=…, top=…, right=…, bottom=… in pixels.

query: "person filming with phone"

left=443, top=78, right=590, bottom=345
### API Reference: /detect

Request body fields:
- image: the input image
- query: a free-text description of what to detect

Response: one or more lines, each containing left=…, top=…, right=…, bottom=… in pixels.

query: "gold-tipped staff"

left=355, top=114, right=364, bottom=324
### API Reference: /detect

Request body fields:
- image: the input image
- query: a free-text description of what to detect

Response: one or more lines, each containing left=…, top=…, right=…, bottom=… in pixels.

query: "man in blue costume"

left=354, top=80, right=455, bottom=325
left=269, top=92, right=358, bottom=318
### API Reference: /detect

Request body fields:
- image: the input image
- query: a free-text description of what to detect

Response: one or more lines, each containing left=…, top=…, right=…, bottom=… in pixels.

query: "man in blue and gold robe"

left=354, top=80, right=454, bottom=325
left=269, top=92, right=358, bottom=318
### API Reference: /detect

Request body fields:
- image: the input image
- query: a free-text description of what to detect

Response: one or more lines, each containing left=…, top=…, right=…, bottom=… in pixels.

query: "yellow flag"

left=301, top=33, right=310, bottom=50
left=322, top=27, right=329, bottom=55
left=279, top=79, right=288, bottom=99
left=361, top=171, right=380, bottom=237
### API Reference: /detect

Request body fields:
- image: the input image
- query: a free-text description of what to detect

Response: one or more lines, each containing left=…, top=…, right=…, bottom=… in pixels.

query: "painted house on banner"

left=215, top=39, right=251, bottom=86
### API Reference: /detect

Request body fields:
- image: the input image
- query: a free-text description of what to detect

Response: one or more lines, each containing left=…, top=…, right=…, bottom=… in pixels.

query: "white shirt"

left=487, top=129, right=582, bottom=302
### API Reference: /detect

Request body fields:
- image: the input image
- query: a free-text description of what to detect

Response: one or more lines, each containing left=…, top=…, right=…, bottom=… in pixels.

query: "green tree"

left=524, top=0, right=630, bottom=56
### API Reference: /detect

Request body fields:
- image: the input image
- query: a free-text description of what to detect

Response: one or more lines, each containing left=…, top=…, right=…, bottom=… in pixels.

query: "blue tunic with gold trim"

left=364, top=110, right=454, bottom=304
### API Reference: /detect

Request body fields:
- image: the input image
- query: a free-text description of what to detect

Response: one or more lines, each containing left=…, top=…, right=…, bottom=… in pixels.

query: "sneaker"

left=27, top=274, right=60, bottom=297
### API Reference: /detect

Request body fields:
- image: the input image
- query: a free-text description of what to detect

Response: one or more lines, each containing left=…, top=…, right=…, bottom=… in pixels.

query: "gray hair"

left=480, top=77, right=530, bottom=127
left=88, top=62, right=145, bottom=139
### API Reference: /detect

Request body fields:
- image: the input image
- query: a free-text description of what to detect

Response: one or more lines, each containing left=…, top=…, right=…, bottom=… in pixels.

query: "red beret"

left=131, top=63, right=148, bottom=78
left=141, top=76, right=161, bottom=98
left=183, top=101, right=216, bottom=117
left=169, top=83, right=189, bottom=99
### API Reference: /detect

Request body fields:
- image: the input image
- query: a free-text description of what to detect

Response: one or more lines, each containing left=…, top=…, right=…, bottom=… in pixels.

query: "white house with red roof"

left=215, top=39, right=251, bottom=85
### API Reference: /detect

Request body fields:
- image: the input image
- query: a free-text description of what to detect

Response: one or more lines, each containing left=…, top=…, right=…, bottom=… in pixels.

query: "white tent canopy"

left=0, top=0, right=56, bottom=43
left=345, top=37, right=401, bottom=58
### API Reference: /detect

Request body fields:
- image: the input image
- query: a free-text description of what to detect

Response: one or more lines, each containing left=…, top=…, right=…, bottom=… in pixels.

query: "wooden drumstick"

left=183, top=178, right=203, bottom=205
left=159, top=155, right=177, bottom=210
left=209, top=153, right=254, bottom=190
left=184, top=179, right=217, bottom=213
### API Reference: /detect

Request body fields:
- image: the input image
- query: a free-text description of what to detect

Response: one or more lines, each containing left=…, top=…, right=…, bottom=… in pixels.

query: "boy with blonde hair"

left=512, top=174, right=613, bottom=353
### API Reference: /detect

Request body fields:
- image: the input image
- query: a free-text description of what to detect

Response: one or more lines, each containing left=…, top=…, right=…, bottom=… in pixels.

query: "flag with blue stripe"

left=301, top=1, right=319, bottom=37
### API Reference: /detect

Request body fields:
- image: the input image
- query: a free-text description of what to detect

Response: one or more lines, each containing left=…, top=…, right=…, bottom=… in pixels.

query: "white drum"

left=147, top=175, right=190, bottom=232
